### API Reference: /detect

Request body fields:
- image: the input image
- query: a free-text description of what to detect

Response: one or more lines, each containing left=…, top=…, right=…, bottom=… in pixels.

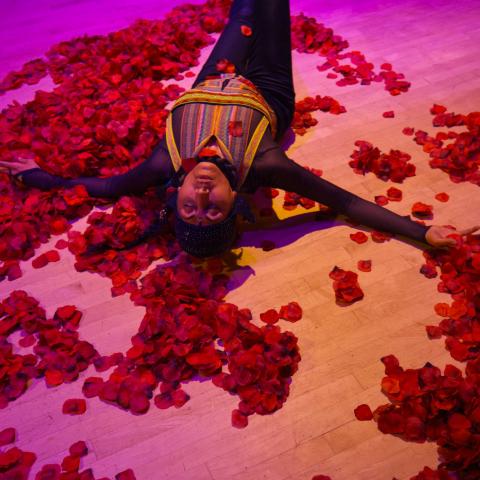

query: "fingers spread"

left=459, top=226, right=480, bottom=235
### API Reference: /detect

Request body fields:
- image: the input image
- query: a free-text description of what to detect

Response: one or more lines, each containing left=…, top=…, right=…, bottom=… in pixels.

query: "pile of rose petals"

left=292, top=95, right=346, bottom=136
left=329, top=266, right=364, bottom=304
left=422, top=234, right=480, bottom=363
left=349, top=140, right=416, bottom=182
left=411, top=106, right=480, bottom=186
left=357, top=233, right=480, bottom=478
left=67, top=192, right=179, bottom=295
left=72, top=259, right=302, bottom=428
left=0, top=58, right=49, bottom=94
left=291, top=14, right=409, bottom=96
left=0, top=178, right=93, bottom=281
left=0, top=428, right=137, bottom=479
left=0, top=290, right=99, bottom=408
left=371, top=357, right=480, bottom=478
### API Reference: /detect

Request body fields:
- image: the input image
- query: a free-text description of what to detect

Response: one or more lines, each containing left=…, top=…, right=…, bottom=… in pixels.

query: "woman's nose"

left=196, top=188, right=209, bottom=209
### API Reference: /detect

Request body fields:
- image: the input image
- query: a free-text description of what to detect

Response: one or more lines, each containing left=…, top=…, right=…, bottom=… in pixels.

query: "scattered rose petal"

left=279, top=302, right=303, bottom=322
left=228, top=121, right=243, bottom=137
left=0, top=427, right=16, bottom=446
left=354, top=404, right=373, bottom=420
left=386, top=187, right=402, bottom=201
left=412, top=202, right=433, bottom=218
left=357, top=260, right=372, bottom=272
left=62, top=399, right=87, bottom=415
left=375, top=195, right=389, bottom=206
left=240, top=25, right=252, bottom=37
left=260, top=309, right=279, bottom=325
left=350, top=232, right=368, bottom=244
left=434, top=192, right=449, bottom=202
left=232, top=409, right=248, bottom=428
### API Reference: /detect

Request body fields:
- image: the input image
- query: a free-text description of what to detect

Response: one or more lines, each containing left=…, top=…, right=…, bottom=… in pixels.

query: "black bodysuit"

left=18, top=126, right=429, bottom=243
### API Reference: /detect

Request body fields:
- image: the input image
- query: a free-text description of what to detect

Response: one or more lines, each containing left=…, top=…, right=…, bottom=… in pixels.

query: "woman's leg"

left=192, top=0, right=256, bottom=86
left=243, top=0, right=295, bottom=140
left=192, top=0, right=295, bottom=141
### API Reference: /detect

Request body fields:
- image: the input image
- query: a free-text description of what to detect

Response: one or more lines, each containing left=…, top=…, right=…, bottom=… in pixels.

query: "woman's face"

left=176, top=162, right=237, bottom=225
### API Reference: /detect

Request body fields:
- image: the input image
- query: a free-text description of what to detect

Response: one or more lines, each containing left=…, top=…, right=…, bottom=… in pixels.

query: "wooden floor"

left=1, top=0, right=480, bottom=479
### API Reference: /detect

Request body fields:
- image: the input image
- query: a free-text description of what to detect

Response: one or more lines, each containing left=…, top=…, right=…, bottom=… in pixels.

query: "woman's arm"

left=251, top=140, right=430, bottom=243
left=2, top=139, right=174, bottom=198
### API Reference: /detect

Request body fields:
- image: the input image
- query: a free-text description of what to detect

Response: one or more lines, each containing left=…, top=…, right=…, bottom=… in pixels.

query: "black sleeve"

left=17, top=139, right=174, bottom=198
left=248, top=135, right=429, bottom=243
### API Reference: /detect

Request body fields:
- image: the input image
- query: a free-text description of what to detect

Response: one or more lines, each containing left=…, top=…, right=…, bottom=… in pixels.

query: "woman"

left=1, top=0, right=477, bottom=256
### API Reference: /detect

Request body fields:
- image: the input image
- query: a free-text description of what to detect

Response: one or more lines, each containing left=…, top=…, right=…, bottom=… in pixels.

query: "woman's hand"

left=0, top=157, right=39, bottom=176
left=425, top=225, right=480, bottom=248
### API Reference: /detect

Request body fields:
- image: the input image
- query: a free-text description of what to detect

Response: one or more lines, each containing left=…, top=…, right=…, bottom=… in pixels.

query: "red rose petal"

left=228, top=120, right=243, bottom=138
left=433, top=302, right=450, bottom=317
left=82, top=377, right=103, bottom=398
left=61, top=454, right=80, bottom=472
left=0, top=427, right=16, bottom=446
left=31, top=250, right=60, bottom=269
left=357, top=260, right=372, bottom=272
left=386, top=187, right=402, bottom=201
left=434, top=192, right=449, bottom=202
left=198, top=147, right=218, bottom=158
left=55, top=239, right=69, bottom=249
left=260, top=309, right=279, bottom=325
left=374, top=195, right=389, bottom=206
left=430, top=104, right=447, bottom=115
left=240, top=25, right=252, bottom=37
left=154, top=393, right=174, bottom=410
left=69, top=440, right=88, bottom=457
left=412, top=202, right=433, bottom=218
left=45, top=370, right=64, bottom=387
left=62, top=399, right=87, bottom=415
left=371, top=230, right=392, bottom=243
left=36, top=464, right=61, bottom=479
left=232, top=409, right=248, bottom=429
left=216, top=58, right=236, bottom=74
left=115, top=468, right=137, bottom=480
left=383, top=110, right=395, bottom=118
left=279, top=302, right=303, bottom=322
left=426, top=325, right=442, bottom=339
left=329, top=267, right=364, bottom=304
left=354, top=404, right=373, bottom=420
left=350, top=232, right=368, bottom=244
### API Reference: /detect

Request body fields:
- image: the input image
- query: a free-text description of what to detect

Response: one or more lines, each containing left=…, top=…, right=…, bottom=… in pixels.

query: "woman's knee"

left=229, top=0, right=255, bottom=23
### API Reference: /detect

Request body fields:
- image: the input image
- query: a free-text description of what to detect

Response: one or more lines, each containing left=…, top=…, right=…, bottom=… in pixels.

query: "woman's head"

left=176, top=161, right=237, bottom=225
left=170, top=155, right=244, bottom=257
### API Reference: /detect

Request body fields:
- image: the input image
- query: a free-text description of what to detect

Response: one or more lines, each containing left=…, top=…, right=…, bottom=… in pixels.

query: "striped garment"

left=165, top=74, right=277, bottom=189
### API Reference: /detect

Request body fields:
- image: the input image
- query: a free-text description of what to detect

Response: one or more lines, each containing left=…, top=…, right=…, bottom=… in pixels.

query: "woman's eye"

left=183, top=204, right=195, bottom=212
left=207, top=207, right=223, bottom=220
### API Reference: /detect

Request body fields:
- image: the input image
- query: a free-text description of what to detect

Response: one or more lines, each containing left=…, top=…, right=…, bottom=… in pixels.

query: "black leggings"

left=192, top=0, right=295, bottom=141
